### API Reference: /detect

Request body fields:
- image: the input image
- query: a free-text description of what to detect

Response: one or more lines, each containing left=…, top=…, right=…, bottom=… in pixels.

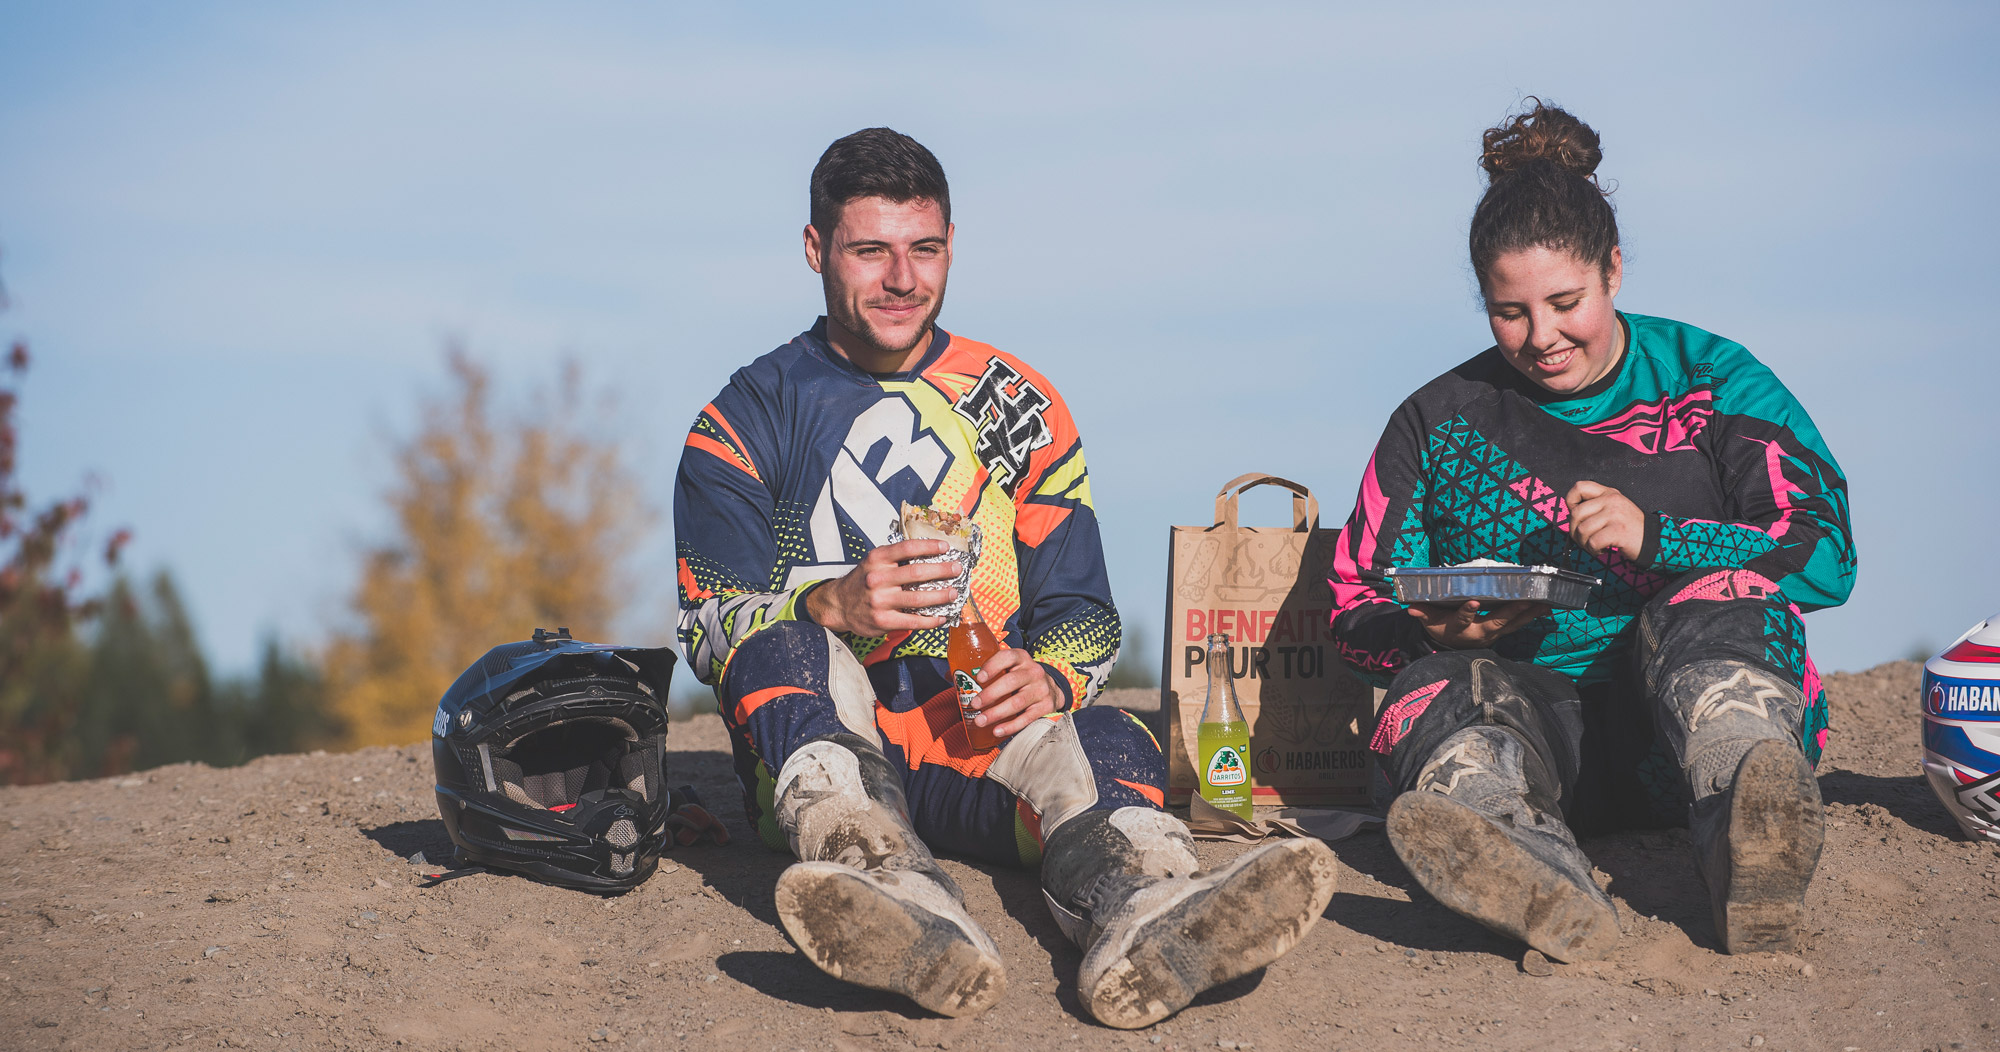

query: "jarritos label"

left=1205, top=745, right=1248, bottom=787
left=955, top=669, right=983, bottom=722
left=1162, top=522, right=1377, bottom=805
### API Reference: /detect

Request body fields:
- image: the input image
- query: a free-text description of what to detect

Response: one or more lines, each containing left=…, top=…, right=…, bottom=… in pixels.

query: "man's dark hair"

left=809, top=128, right=951, bottom=238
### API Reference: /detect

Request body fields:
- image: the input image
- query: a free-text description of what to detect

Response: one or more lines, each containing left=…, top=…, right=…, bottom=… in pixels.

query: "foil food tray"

left=1385, top=564, right=1600, bottom=609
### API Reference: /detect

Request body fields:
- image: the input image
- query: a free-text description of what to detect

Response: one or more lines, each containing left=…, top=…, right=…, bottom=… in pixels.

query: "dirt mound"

left=3, top=661, right=1995, bottom=1050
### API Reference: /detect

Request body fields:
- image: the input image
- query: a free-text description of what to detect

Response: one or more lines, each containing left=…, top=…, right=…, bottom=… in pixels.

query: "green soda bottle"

left=1196, top=632, right=1253, bottom=819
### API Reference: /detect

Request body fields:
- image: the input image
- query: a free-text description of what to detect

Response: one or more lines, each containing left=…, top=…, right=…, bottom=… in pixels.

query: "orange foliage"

left=324, top=351, right=647, bottom=747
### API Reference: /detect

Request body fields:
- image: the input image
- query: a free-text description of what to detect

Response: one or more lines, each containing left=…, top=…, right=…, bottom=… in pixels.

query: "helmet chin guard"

left=432, top=629, right=679, bottom=892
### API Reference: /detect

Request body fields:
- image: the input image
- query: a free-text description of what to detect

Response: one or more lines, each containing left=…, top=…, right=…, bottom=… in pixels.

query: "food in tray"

left=1384, top=561, right=1600, bottom=609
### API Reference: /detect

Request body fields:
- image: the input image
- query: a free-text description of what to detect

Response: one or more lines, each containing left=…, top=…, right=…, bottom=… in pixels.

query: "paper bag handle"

left=1213, top=473, right=1320, bottom=532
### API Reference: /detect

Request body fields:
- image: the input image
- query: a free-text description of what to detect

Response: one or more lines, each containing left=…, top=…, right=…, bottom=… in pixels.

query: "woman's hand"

left=1407, top=599, right=1551, bottom=650
left=1565, top=481, right=1646, bottom=558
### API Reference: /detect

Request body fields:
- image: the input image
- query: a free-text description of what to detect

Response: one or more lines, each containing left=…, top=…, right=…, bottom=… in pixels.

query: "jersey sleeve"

left=1637, top=352, right=1856, bottom=611
left=1327, top=402, right=1435, bottom=686
left=675, top=398, right=819, bottom=685
left=1006, top=374, right=1119, bottom=709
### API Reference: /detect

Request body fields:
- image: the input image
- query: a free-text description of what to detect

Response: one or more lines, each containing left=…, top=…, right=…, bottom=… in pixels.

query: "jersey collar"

left=1511, top=312, right=1634, bottom=406
left=805, top=316, right=953, bottom=384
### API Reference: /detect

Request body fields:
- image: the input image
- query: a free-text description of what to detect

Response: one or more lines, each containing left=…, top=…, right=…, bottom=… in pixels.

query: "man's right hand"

left=1406, top=599, right=1551, bottom=651
left=804, top=539, right=960, bottom=637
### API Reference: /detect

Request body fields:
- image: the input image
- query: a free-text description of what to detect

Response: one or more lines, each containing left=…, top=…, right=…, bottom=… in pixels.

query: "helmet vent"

left=606, top=818, right=639, bottom=849
left=611, top=851, right=634, bottom=876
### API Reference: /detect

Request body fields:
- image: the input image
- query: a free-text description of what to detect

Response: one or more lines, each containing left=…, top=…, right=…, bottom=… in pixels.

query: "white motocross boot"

left=771, top=733, right=1006, bottom=1016
left=1039, top=807, right=1339, bottom=1029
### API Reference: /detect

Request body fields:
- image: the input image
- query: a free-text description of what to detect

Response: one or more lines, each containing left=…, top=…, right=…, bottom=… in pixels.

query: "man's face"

left=805, top=196, right=952, bottom=364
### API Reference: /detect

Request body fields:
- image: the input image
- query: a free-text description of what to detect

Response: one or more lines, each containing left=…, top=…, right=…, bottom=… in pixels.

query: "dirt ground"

left=3, top=660, right=1995, bottom=1052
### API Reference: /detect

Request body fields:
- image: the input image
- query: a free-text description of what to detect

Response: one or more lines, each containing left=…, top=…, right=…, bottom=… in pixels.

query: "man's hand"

left=804, top=539, right=960, bottom=637
left=1565, top=480, right=1646, bottom=558
left=1407, top=599, right=1551, bottom=650
left=966, top=647, right=1062, bottom=740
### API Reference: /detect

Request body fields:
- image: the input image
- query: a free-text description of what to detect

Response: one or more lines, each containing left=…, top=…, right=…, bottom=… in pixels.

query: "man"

left=674, top=128, right=1337, bottom=1028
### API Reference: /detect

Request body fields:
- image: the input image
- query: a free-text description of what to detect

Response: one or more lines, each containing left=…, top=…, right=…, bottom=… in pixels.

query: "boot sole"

left=1716, top=740, right=1823, bottom=954
left=1081, top=839, right=1339, bottom=1030
left=1388, top=792, right=1619, bottom=962
left=774, top=861, right=1006, bottom=1017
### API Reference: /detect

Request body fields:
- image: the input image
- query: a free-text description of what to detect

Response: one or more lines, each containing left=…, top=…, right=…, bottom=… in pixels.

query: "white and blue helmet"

left=1921, top=612, right=2000, bottom=843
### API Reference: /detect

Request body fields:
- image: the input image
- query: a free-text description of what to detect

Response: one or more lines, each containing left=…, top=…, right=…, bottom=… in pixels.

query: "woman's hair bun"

left=1480, top=99, right=1603, bottom=185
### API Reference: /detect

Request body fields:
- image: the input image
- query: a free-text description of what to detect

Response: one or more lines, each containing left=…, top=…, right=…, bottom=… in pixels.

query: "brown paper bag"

left=1161, top=474, right=1378, bottom=806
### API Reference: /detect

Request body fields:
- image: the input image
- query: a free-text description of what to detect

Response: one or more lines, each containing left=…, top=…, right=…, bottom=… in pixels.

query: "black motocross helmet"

left=433, top=628, right=677, bottom=893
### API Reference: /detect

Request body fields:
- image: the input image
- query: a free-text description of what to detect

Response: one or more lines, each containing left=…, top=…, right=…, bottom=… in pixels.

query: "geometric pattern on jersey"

left=1424, top=416, right=1666, bottom=679
left=1655, top=515, right=1777, bottom=569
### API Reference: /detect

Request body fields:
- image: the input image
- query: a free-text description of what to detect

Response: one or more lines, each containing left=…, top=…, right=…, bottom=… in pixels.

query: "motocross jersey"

left=675, top=318, right=1119, bottom=705
left=1329, top=312, right=1856, bottom=686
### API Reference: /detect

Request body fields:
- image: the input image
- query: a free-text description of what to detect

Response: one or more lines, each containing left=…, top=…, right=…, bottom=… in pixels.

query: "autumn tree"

left=0, top=268, right=330, bottom=784
left=325, top=351, right=648, bottom=747
left=0, top=339, right=133, bottom=781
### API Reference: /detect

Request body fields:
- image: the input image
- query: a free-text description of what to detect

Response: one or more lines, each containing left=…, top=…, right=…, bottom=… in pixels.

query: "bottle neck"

left=1202, top=645, right=1242, bottom=722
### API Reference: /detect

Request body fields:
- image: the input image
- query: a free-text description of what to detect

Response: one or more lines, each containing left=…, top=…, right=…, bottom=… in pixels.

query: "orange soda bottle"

left=949, top=595, right=1005, bottom=752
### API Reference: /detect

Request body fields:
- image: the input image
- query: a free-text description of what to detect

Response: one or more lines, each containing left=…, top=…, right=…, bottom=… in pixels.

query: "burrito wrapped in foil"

left=887, top=502, right=982, bottom=625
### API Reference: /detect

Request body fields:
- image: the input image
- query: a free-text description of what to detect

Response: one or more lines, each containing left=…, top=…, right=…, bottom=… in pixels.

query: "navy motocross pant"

left=716, top=620, right=1168, bottom=866
left=1367, top=568, right=1829, bottom=835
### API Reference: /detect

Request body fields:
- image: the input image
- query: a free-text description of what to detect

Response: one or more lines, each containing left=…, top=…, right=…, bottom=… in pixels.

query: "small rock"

left=1801, top=964, right=1817, bottom=979
left=203, top=945, right=226, bottom=959
left=206, top=890, right=237, bottom=903
left=1521, top=950, right=1554, bottom=977
left=1749, top=1036, right=1765, bottom=1048
left=1403, top=948, right=1418, bottom=958
left=359, top=910, right=378, bottom=922
left=407, top=851, right=428, bottom=866
left=590, top=1029, right=608, bottom=1043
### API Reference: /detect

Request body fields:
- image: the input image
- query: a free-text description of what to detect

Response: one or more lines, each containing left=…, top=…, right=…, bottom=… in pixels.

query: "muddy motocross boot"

left=1039, top=806, right=1340, bottom=1030
left=1386, top=661, right=1619, bottom=961
left=771, top=734, right=1006, bottom=1016
left=1662, top=661, right=1823, bottom=954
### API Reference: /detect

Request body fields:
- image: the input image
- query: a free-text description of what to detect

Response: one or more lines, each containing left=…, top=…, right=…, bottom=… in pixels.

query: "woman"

left=1328, top=101, right=1855, bottom=961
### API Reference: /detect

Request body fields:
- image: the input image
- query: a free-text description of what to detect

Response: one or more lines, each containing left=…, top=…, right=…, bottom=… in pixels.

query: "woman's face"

left=1484, top=245, right=1624, bottom=395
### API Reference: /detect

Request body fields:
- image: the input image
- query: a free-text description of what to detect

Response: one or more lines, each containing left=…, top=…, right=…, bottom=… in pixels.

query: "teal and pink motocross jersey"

left=1328, top=312, right=1856, bottom=686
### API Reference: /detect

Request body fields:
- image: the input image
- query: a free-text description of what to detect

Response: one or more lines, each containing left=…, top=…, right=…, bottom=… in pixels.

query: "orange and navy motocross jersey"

left=674, top=318, right=1119, bottom=706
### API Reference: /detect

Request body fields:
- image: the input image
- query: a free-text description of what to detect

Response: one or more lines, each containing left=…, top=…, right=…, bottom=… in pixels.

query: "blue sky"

left=3, top=2, right=1996, bottom=679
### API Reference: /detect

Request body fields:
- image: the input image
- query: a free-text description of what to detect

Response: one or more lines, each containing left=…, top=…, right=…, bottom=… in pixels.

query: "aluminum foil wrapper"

left=885, top=519, right=982, bottom=625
